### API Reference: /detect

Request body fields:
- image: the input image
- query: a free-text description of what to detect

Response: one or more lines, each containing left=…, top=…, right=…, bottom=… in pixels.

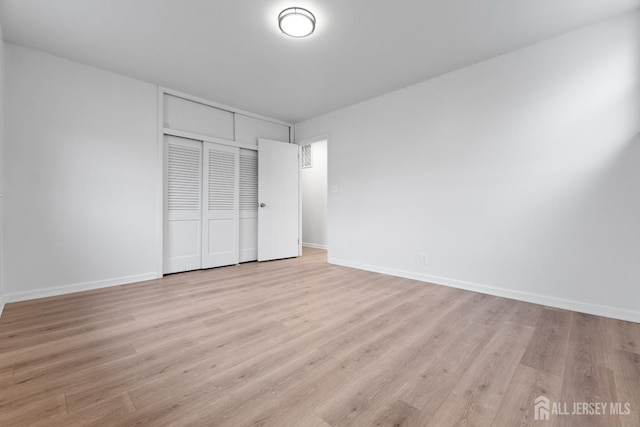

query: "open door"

left=258, top=138, right=300, bottom=261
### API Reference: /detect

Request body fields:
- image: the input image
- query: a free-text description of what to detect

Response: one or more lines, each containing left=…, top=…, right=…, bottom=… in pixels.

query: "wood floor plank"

left=1, top=314, right=170, bottom=379
left=560, top=312, right=622, bottom=427
left=451, top=321, right=535, bottom=411
left=368, top=399, right=420, bottom=427
left=63, top=321, right=288, bottom=413
left=560, top=365, right=620, bottom=427
left=610, top=349, right=640, bottom=399
left=520, top=307, right=572, bottom=377
left=12, top=343, right=138, bottom=384
left=0, top=392, right=67, bottom=426
left=293, top=414, right=332, bottom=427
left=209, top=293, right=455, bottom=426
left=127, top=320, right=326, bottom=409
left=471, top=297, right=542, bottom=328
left=616, top=391, right=639, bottom=427
left=1, top=247, right=639, bottom=426
left=0, top=313, right=137, bottom=353
left=396, top=321, right=497, bottom=417
left=213, top=360, right=344, bottom=427
left=240, top=306, right=452, bottom=426
left=126, top=349, right=339, bottom=427
left=491, top=363, right=562, bottom=426
left=424, top=393, right=495, bottom=427
left=313, top=294, right=490, bottom=427
left=209, top=285, right=470, bottom=426
left=605, top=317, right=640, bottom=354
left=31, top=392, right=137, bottom=427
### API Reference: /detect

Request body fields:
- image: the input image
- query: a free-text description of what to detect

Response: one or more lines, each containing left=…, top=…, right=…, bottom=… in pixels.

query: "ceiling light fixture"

left=278, top=7, right=316, bottom=38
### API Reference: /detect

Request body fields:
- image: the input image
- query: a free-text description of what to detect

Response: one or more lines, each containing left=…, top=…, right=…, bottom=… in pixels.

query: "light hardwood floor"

left=1, top=248, right=639, bottom=426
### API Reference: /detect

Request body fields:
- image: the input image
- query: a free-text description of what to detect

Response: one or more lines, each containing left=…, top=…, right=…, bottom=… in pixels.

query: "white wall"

left=4, top=44, right=158, bottom=300
left=0, top=24, right=5, bottom=314
left=301, top=140, right=327, bottom=248
left=295, top=11, right=640, bottom=322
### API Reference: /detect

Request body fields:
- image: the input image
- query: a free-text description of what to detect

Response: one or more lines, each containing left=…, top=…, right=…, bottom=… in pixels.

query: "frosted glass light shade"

left=278, top=7, right=316, bottom=38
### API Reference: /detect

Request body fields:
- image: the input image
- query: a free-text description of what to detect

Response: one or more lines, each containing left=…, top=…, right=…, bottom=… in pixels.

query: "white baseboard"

left=302, top=243, right=328, bottom=250
left=329, top=257, right=640, bottom=324
left=0, top=298, right=4, bottom=317
left=3, top=272, right=158, bottom=303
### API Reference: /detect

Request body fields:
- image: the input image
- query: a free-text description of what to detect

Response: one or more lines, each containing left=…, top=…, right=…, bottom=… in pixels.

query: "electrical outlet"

left=420, top=253, right=428, bottom=265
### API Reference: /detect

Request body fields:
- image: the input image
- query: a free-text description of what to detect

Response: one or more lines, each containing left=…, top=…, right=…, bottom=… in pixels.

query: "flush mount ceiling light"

left=278, top=7, right=316, bottom=38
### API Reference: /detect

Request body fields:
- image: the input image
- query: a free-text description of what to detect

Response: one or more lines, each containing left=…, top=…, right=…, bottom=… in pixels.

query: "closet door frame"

left=156, top=87, right=293, bottom=277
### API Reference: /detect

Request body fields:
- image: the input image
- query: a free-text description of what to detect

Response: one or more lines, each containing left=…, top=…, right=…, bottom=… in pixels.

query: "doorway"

left=300, top=139, right=328, bottom=250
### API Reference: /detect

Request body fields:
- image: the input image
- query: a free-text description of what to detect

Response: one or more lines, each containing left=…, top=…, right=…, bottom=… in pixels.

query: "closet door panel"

left=164, top=136, right=202, bottom=274
left=164, top=94, right=234, bottom=140
left=202, top=142, right=239, bottom=268
left=239, top=149, right=258, bottom=262
left=234, top=114, right=290, bottom=146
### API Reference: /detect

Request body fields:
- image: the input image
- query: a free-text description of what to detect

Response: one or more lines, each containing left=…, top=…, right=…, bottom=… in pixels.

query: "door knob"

left=260, top=203, right=266, bottom=208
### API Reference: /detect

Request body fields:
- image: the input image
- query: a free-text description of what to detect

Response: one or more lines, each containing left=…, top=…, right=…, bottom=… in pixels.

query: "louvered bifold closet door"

left=239, top=149, right=258, bottom=262
left=202, top=142, right=240, bottom=268
left=164, top=135, right=203, bottom=274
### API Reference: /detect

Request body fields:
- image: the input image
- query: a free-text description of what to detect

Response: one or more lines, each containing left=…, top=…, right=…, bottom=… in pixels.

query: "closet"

left=161, top=91, right=293, bottom=274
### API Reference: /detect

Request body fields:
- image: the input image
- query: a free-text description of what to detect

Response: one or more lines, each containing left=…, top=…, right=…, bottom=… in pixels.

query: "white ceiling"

left=1, top=0, right=638, bottom=123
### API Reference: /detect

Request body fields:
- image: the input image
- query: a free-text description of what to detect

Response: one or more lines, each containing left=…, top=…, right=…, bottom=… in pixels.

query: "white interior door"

left=202, top=142, right=239, bottom=268
left=258, top=138, right=300, bottom=261
left=164, top=135, right=202, bottom=274
left=239, top=149, right=258, bottom=262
